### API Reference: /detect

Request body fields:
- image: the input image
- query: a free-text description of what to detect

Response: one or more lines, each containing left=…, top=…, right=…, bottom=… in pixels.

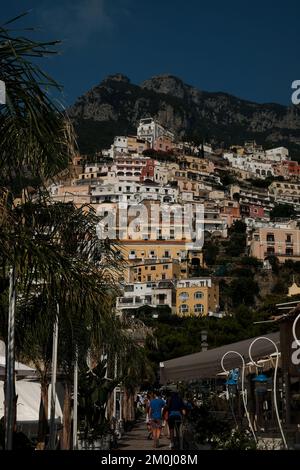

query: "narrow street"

left=115, top=420, right=170, bottom=451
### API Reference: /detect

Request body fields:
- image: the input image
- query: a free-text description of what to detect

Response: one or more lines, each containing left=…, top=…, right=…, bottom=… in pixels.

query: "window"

left=194, top=291, right=203, bottom=299
left=179, top=304, right=189, bottom=314
left=164, top=251, right=170, bottom=258
left=151, top=266, right=156, bottom=271
left=286, top=248, right=294, bottom=256
left=130, top=250, right=135, bottom=255
left=266, top=233, right=275, bottom=242
left=194, top=304, right=204, bottom=314
left=147, top=275, right=152, bottom=281
left=286, top=234, right=293, bottom=243
left=163, top=265, right=169, bottom=270
left=179, top=292, right=189, bottom=301
left=267, top=247, right=275, bottom=254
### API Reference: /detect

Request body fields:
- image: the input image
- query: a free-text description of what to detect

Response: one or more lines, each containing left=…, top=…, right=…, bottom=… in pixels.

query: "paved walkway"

left=116, top=420, right=170, bottom=451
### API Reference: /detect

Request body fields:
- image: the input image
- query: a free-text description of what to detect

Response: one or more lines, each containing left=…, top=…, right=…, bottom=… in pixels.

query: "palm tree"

left=0, top=14, right=124, bottom=449
left=0, top=13, right=74, bottom=193
left=0, top=14, right=155, bottom=451
left=3, top=198, right=125, bottom=449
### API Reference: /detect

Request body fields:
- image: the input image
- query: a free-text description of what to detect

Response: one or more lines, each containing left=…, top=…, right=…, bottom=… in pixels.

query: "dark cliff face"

left=68, top=73, right=300, bottom=156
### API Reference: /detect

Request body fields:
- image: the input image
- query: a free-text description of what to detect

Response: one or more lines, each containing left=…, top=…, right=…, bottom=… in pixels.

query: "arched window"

left=194, top=304, right=204, bottom=314
left=179, top=292, right=189, bottom=301
left=194, top=291, right=203, bottom=299
left=179, top=304, right=189, bottom=314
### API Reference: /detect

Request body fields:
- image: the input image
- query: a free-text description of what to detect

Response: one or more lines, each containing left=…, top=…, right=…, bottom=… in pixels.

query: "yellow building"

left=176, top=278, right=219, bottom=317
left=128, top=259, right=181, bottom=283
left=127, top=135, right=150, bottom=154
left=121, top=240, right=204, bottom=278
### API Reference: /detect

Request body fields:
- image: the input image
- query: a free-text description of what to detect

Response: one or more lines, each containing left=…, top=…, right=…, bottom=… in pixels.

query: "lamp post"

left=221, top=350, right=257, bottom=442
left=0, top=80, right=15, bottom=451
left=73, top=347, right=78, bottom=450
left=5, top=267, right=16, bottom=450
left=248, top=337, right=288, bottom=449
left=48, top=304, right=59, bottom=449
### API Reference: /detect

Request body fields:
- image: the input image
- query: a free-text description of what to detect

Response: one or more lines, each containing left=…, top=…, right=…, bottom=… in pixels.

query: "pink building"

left=249, top=223, right=300, bottom=262
left=153, top=135, right=174, bottom=153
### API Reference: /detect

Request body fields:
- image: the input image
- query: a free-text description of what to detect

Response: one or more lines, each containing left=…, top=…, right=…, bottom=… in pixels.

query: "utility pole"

left=5, top=267, right=16, bottom=450
left=48, top=304, right=59, bottom=449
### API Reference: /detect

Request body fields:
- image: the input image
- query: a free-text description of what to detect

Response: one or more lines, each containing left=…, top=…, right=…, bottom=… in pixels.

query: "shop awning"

left=159, top=331, right=280, bottom=383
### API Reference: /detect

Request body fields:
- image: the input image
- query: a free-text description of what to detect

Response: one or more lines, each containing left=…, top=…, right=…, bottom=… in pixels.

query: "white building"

left=116, top=280, right=175, bottom=314
left=265, top=147, right=289, bottom=162
left=137, top=118, right=174, bottom=147
left=90, top=181, right=179, bottom=204
left=113, top=136, right=128, bottom=153
left=224, top=153, right=275, bottom=178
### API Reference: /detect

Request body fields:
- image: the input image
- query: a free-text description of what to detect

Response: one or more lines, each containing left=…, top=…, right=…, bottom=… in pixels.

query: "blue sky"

left=1, top=0, right=300, bottom=106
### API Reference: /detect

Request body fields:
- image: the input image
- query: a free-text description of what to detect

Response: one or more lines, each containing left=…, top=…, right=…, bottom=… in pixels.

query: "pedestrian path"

left=116, top=420, right=170, bottom=451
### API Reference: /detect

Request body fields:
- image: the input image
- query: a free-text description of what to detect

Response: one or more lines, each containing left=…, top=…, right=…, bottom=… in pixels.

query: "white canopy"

left=0, top=380, right=63, bottom=422
left=0, top=340, right=63, bottom=422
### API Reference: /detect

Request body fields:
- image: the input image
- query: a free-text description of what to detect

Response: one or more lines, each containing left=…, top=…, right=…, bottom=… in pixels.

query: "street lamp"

left=248, top=337, right=288, bottom=449
left=221, top=350, right=257, bottom=442
left=48, top=304, right=59, bottom=450
left=5, top=267, right=16, bottom=450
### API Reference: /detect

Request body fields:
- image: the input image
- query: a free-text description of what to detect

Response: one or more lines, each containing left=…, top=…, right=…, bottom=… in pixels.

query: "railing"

left=264, top=251, right=300, bottom=258
left=116, top=297, right=153, bottom=306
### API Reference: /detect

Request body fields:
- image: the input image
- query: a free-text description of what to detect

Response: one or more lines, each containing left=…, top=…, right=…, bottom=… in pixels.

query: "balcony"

left=264, top=251, right=300, bottom=258
left=116, top=296, right=154, bottom=308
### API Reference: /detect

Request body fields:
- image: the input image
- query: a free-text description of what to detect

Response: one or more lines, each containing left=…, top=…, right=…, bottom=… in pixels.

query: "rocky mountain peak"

left=103, top=73, right=131, bottom=84
left=68, top=73, right=300, bottom=156
left=141, top=74, right=188, bottom=99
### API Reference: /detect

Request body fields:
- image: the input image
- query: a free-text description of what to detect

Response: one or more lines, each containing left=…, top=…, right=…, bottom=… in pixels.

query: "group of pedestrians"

left=143, top=389, right=186, bottom=449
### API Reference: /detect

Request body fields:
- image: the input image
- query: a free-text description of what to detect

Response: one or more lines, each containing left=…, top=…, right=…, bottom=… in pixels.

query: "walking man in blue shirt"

left=149, top=391, right=166, bottom=448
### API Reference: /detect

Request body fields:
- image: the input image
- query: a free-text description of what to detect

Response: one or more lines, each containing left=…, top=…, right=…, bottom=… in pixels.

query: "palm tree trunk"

left=123, top=388, right=135, bottom=422
left=62, top=381, right=71, bottom=450
left=36, top=378, right=49, bottom=449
